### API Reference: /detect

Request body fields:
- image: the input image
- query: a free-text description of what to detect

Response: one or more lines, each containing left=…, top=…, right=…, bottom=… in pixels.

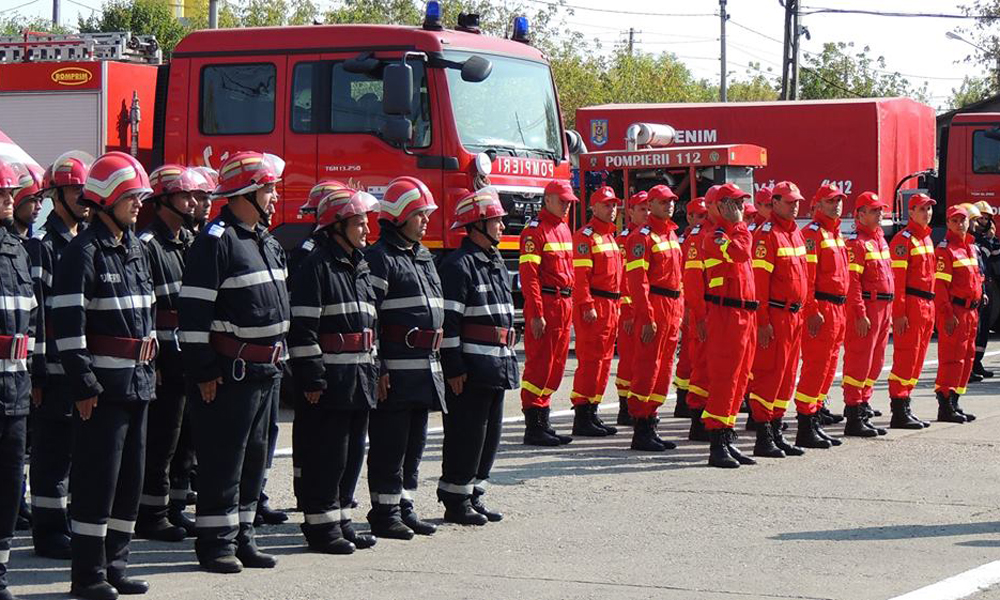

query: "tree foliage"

left=799, top=41, right=929, bottom=102
left=956, top=1, right=1000, bottom=105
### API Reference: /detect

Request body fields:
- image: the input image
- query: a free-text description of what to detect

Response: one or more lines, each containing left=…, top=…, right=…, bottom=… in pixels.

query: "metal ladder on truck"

left=0, top=31, right=161, bottom=64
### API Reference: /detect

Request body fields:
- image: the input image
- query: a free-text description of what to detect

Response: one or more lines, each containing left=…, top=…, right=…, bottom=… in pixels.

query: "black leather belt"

left=541, top=286, right=572, bottom=297
left=705, top=294, right=758, bottom=311
left=650, top=286, right=681, bottom=299
left=905, top=286, right=935, bottom=301
left=590, top=288, right=621, bottom=300
left=953, top=297, right=982, bottom=309
left=861, top=291, right=894, bottom=301
left=768, top=299, right=802, bottom=313
left=814, top=291, right=847, bottom=305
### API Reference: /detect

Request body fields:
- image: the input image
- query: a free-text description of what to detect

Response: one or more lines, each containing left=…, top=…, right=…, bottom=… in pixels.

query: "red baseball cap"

left=627, top=191, right=649, bottom=208
left=771, top=181, right=804, bottom=202
left=754, top=186, right=773, bottom=206
left=908, top=193, right=936, bottom=210
left=813, top=183, right=846, bottom=204
left=705, top=183, right=750, bottom=204
left=946, top=205, right=969, bottom=220
left=855, top=191, right=888, bottom=210
left=744, top=202, right=758, bottom=216
left=544, top=179, right=579, bottom=203
left=647, top=184, right=678, bottom=202
left=687, top=197, right=708, bottom=216
left=589, top=186, right=619, bottom=205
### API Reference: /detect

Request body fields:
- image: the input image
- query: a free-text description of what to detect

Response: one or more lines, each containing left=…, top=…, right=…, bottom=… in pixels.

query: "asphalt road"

left=8, top=336, right=1000, bottom=600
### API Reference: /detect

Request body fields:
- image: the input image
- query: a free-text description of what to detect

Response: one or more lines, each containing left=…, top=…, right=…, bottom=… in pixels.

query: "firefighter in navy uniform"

left=177, top=151, right=290, bottom=574
left=52, top=152, right=155, bottom=600
left=365, top=176, right=444, bottom=540
left=188, top=166, right=217, bottom=234
left=26, top=151, right=92, bottom=560
left=0, top=159, right=38, bottom=600
left=437, top=188, right=518, bottom=526
left=133, top=165, right=199, bottom=543
left=288, top=190, right=380, bottom=554
left=10, top=165, right=44, bottom=241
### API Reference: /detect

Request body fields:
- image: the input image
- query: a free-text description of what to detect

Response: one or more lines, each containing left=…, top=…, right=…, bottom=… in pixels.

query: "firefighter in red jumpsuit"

left=841, top=191, right=893, bottom=437
left=624, top=185, right=683, bottom=451
left=793, top=184, right=849, bottom=449
left=748, top=186, right=772, bottom=234
left=699, top=183, right=757, bottom=468
left=614, top=192, right=649, bottom=427
left=933, top=205, right=984, bottom=423
left=674, top=197, right=708, bottom=419
left=570, top=186, right=622, bottom=437
left=887, top=193, right=937, bottom=429
left=746, top=181, right=808, bottom=458
left=519, top=180, right=577, bottom=446
left=680, top=199, right=712, bottom=442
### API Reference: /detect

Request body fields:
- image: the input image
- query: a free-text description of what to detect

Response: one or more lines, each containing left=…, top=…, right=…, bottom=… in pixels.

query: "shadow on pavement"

left=772, top=521, right=1000, bottom=542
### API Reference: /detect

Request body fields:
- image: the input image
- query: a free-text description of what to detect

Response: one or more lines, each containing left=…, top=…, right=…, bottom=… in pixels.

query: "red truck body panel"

left=577, top=98, right=935, bottom=216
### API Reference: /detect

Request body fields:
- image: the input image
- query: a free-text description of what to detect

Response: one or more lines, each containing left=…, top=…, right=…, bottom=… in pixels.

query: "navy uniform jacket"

left=288, top=234, right=377, bottom=410
left=0, top=226, right=37, bottom=416
left=139, top=216, right=192, bottom=381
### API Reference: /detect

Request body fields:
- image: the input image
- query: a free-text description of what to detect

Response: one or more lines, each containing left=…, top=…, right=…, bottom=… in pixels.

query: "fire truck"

left=0, top=5, right=580, bottom=298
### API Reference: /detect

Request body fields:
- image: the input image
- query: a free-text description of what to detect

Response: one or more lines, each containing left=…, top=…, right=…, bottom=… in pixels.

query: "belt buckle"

left=232, top=342, right=247, bottom=382
left=10, top=334, right=27, bottom=361
left=139, top=337, right=158, bottom=362
left=362, top=328, right=374, bottom=351
left=404, top=327, right=420, bottom=349
left=270, top=342, right=284, bottom=364
left=431, top=329, right=444, bottom=351
left=172, top=328, right=181, bottom=353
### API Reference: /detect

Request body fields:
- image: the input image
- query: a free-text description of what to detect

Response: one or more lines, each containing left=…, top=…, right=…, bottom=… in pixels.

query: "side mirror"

left=985, top=126, right=1000, bottom=142
left=381, top=116, right=413, bottom=144
left=382, top=62, right=414, bottom=116
left=565, top=130, right=587, bottom=155
left=460, top=55, right=492, bottom=83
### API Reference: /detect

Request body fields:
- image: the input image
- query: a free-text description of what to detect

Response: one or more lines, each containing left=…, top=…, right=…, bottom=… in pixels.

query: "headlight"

left=474, top=152, right=493, bottom=177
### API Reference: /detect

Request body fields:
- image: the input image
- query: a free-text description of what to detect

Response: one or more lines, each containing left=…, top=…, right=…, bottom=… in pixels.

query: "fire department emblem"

left=524, top=238, right=536, bottom=253
left=687, top=245, right=698, bottom=259
left=848, top=248, right=855, bottom=263
left=709, top=151, right=720, bottom=162
left=865, top=241, right=874, bottom=252
left=577, top=243, right=589, bottom=255
left=894, top=245, right=906, bottom=257
left=590, top=119, right=609, bottom=147
left=937, top=258, right=946, bottom=272
left=632, top=243, right=645, bottom=258
left=755, top=242, right=767, bottom=258
left=805, top=238, right=815, bottom=252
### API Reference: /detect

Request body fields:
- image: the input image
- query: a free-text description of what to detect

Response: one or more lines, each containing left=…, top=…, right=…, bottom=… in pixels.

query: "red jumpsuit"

left=887, top=222, right=936, bottom=398
left=571, top=218, right=623, bottom=407
left=842, top=224, right=894, bottom=407
left=794, top=212, right=849, bottom=415
left=747, top=216, right=808, bottom=423
left=615, top=227, right=634, bottom=403
left=676, top=224, right=710, bottom=410
left=934, top=231, right=984, bottom=396
left=699, top=219, right=757, bottom=430
left=624, top=216, right=683, bottom=419
left=519, top=209, right=574, bottom=409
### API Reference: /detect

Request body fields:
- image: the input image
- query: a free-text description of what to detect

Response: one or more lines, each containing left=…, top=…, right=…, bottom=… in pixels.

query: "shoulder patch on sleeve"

left=207, top=223, right=226, bottom=238
left=691, top=225, right=701, bottom=234
left=527, top=218, right=540, bottom=228
left=748, top=222, right=758, bottom=232
left=761, top=222, right=772, bottom=232
left=715, top=227, right=725, bottom=234
left=938, top=241, right=948, bottom=248
left=639, top=226, right=651, bottom=235
left=32, top=229, right=45, bottom=240
left=901, top=230, right=912, bottom=238
left=582, top=226, right=593, bottom=236
left=808, top=222, right=819, bottom=231
left=301, top=238, right=315, bottom=252
left=620, top=227, right=630, bottom=237
left=139, top=231, right=154, bottom=243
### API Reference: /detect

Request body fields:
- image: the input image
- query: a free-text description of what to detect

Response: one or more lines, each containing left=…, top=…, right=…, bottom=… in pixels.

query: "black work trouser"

left=70, top=401, right=148, bottom=586
left=259, top=384, right=281, bottom=506
left=30, top=386, right=73, bottom=548
left=366, top=405, right=428, bottom=510
left=298, top=405, right=368, bottom=545
left=439, top=385, right=504, bottom=502
left=138, top=381, right=185, bottom=524
left=976, top=300, right=991, bottom=361
left=168, top=403, right=195, bottom=503
left=191, top=376, right=275, bottom=560
left=0, top=415, right=26, bottom=591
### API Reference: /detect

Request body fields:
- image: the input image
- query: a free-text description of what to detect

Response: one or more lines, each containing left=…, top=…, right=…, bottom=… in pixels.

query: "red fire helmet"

left=379, top=176, right=436, bottom=224
left=450, top=187, right=507, bottom=230
left=149, top=164, right=203, bottom=200
left=44, top=151, right=93, bottom=191
left=13, top=163, right=44, bottom=207
left=188, top=166, right=219, bottom=194
left=316, top=190, right=379, bottom=232
left=300, top=180, right=352, bottom=216
left=82, top=151, right=152, bottom=209
left=215, top=152, right=284, bottom=198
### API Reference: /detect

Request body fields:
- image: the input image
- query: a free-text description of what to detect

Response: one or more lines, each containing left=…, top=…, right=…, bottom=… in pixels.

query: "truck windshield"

left=444, top=51, right=562, bottom=159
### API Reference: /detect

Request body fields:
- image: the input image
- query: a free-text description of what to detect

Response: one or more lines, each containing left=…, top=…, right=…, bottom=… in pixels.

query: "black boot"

left=15, top=497, right=30, bottom=531
left=590, top=404, right=617, bottom=435
left=235, top=544, right=277, bottom=568
left=0, top=588, right=20, bottom=600
left=442, top=497, right=488, bottom=526
left=936, top=391, right=967, bottom=423
left=198, top=554, right=243, bottom=574
left=860, top=403, right=887, bottom=435
left=135, top=517, right=186, bottom=542
left=70, top=581, right=120, bottom=600
left=771, top=418, right=805, bottom=456
left=522, top=408, right=562, bottom=447
left=906, top=398, right=931, bottom=427
left=889, top=397, right=926, bottom=429
left=673, top=390, right=691, bottom=418
left=813, top=415, right=843, bottom=446
left=470, top=491, right=503, bottom=522
left=724, top=429, right=756, bottom=465
left=367, top=505, right=413, bottom=540
left=630, top=417, right=666, bottom=451
left=539, top=407, right=572, bottom=445
left=400, top=499, right=436, bottom=536
left=973, top=360, right=994, bottom=378
left=745, top=410, right=759, bottom=431
left=795, top=413, right=831, bottom=449
left=107, top=569, right=150, bottom=595
left=843, top=405, right=878, bottom=438
left=688, top=410, right=710, bottom=442
left=255, top=492, right=288, bottom=526
left=168, top=501, right=195, bottom=537
left=340, top=519, right=377, bottom=548
left=35, top=533, right=72, bottom=559
left=950, top=391, right=976, bottom=422
left=818, top=403, right=843, bottom=425
left=572, top=404, right=609, bottom=437
left=740, top=397, right=750, bottom=413
left=616, top=397, right=634, bottom=426
left=753, top=422, right=786, bottom=458
left=708, top=429, right=740, bottom=468
left=650, top=416, right=677, bottom=449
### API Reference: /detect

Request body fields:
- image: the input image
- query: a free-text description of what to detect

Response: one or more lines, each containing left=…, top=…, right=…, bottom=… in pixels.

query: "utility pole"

left=52, top=0, right=60, bottom=27
left=780, top=0, right=800, bottom=100
left=627, top=27, right=635, bottom=56
left=790, top=2, right=801, bottom=100
left=720, top=0, right=728, bottom=102
left=209, top=0, right=218, bottom=28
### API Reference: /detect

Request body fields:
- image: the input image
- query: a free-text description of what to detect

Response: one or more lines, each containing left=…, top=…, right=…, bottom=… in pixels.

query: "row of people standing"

left=518, top=180, right=988, bottom=468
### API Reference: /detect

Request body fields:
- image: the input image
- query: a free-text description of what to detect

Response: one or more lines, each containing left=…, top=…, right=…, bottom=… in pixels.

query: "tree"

left=78, top=0, right=189, bottom=57
left=726, top=63, right=780, bottom=102
left=957, top=1, right=1000, bottom=96
left=950, top=75, right=994, bottom=108
left=799, top=41, right=930, bottom=103
left=0, top=15, right=72, bottom=35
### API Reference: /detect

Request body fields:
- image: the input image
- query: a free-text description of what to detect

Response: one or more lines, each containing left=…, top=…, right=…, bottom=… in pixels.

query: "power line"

left=799, top=7, right=995, bottom=19
left=728, top=19, right=784, bottom=45
left=64, top=0, right=101, bottom=11
left=522, top=0, right=716, bottom=18
left=7, top=0, right=42, bottom=12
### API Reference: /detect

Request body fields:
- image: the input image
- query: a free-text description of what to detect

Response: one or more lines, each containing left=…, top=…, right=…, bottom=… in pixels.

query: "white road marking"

left=274, top=349, right=1000, bottom=458
left=887, top=560, right=1000, bottom=600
